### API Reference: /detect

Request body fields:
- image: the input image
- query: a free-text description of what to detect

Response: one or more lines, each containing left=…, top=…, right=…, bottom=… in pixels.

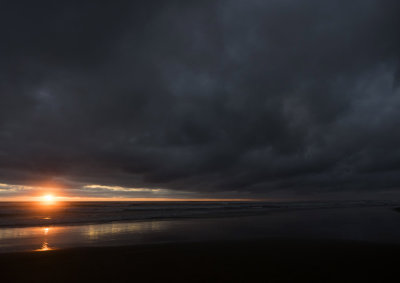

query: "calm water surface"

left=1, top=205, right=400, bottom=253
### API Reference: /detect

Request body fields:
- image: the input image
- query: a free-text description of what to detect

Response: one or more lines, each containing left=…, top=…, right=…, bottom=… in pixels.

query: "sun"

left=42, top=194, right=56, bottom=204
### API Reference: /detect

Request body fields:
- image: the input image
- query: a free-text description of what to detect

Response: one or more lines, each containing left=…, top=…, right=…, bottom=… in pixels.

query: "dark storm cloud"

left=0, top=0, right=399, bottom=198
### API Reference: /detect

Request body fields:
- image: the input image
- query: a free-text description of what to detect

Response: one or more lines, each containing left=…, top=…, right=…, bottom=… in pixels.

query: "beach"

left=1, top=239, right=399, bottom=282
left=1, top=202, right=400, bottom=282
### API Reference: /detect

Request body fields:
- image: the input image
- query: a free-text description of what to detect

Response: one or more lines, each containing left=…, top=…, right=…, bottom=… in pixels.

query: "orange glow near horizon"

left=0, top=196, right=261, bottom=202
left=0, top=182, right=267, bottom=202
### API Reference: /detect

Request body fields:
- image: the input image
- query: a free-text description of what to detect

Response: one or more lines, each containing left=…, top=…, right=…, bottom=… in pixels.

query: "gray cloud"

left=0, top=0, right=399, bottom=199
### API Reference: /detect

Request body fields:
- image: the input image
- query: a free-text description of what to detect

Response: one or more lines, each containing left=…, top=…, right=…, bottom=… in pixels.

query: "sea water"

left=0, top=201, right=400, bottom=252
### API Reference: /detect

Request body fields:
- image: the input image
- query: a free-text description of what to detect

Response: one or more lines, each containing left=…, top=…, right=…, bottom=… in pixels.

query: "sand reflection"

left=0, top=226, right=65, bottom=252
left=0, top=226, right=60, bottom=240
left=0, top=220, right=170, bottom=252
left=86, top=221, right=167, bottom=240
left=36, top=227, right=53, bottom=251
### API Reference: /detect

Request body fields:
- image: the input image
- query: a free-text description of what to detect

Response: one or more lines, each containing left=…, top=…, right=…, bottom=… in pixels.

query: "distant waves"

left=0, top=200, right=399, bottom=228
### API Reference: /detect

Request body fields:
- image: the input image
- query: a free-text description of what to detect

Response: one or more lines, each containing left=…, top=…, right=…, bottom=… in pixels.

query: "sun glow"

left=42, top=194, right=56, bottom=205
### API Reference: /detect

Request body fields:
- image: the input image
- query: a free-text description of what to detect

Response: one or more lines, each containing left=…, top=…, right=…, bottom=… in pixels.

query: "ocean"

left=1, top=200, right=400, bottom=252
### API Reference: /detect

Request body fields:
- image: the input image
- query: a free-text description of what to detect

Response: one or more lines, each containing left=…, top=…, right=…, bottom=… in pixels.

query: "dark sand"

left=1, top=239, right=399, bottom=282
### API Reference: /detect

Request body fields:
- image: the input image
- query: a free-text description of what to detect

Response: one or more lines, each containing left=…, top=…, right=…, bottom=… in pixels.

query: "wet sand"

left=1, top=238, right=399, bottom=282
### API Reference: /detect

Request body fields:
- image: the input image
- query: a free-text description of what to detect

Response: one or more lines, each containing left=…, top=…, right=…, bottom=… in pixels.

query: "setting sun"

left=42, top=194, right=56, bottom=204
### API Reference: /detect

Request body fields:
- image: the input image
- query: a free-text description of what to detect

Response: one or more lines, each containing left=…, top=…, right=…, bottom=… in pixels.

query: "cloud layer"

left=0, top=0, right=400, bottom=199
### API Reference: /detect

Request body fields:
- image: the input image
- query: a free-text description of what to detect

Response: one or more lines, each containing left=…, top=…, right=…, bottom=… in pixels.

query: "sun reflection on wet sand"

left=86, top=221, right=166, bottom=240
left=35, top=227, right=53, bottom=252
left=37, top=241, right=51, bottom=251
left=0, top=220, right=171, bottom=252
left=0, top=226, right=59, bottom=241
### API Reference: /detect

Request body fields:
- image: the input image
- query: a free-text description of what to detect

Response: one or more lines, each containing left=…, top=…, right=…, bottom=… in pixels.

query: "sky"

left=0, top=0, right=400, bottom=200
